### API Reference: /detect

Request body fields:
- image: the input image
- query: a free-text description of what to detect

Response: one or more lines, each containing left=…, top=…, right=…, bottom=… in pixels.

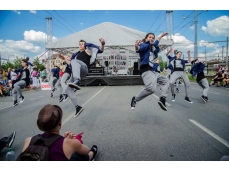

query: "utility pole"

left=0, top=51, right=1, bottom=70
left=205, top=46, right=207, bottom=61
left=194, top=10, right=198, bottom=59
left=166, top=10, right=173, bottom=65
left=226, top=37, right=228, bottom=64
left=222, top=46, right=224, bottom=63
left=45, top=17, right=53, bottom=81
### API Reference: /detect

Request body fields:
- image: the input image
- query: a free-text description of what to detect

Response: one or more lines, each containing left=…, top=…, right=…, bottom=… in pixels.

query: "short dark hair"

left=37, top=104, right=63, bottom=132
left=175, top=51, right=182, bottom=54
left=79, top=39, right=86, bottom=43
left=191, top=59, right=198, bottom=65
left=21, top=59, right=28, bottom=66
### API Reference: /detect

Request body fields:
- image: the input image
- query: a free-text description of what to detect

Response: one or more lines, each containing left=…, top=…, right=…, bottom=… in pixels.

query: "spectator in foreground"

left=0, top=132, right=16, bottom=152
left=19, top=104, right=98, bottom=161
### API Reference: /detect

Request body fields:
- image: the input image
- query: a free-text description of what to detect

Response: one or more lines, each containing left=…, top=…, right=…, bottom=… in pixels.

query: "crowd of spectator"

left=209, top=65, right=229, bottom=88
left=0, top=66, right=47, bottom=97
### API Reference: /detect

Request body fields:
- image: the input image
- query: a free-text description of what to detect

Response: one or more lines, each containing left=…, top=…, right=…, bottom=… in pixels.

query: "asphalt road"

left=0, top=82, right=229, bottom=161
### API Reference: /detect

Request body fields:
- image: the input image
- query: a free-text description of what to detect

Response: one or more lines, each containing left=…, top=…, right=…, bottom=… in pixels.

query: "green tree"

left=13, top=56, right=23, bottom=69
left=157, top=56, right=167, bottom=71
left=33, top=57, right=45, bottom=71
left=1, top=61, right=14, bottom=71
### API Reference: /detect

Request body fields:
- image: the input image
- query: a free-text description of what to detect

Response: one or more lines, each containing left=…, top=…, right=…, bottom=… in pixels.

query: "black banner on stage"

left=88, top=67, right=104, bottom=76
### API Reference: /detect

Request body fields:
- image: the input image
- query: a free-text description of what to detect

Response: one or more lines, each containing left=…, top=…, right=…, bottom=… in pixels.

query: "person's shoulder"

left=63, top=138, right=82, bottom=151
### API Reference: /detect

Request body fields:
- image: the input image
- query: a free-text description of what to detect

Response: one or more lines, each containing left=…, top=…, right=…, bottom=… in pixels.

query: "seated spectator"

left=0, top=82, right=4, bottom=97
left=223, top=74, right=229, bottom=88
left=209, top=71, right=225, bottom=87
left=19, top=104, right=98, bottom=161
left=0, top=82, right=11, bottom=97
left=0, top=69, right=4, bottom=85
left=0, top=132, right=16, bottom=152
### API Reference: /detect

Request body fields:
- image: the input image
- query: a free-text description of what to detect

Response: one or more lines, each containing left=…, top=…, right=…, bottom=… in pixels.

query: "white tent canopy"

left=46, top=22, right=173, bottom=55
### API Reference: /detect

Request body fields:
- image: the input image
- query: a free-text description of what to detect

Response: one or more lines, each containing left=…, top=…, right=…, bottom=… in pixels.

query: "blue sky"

left=0, top=8, right=229, bottom=62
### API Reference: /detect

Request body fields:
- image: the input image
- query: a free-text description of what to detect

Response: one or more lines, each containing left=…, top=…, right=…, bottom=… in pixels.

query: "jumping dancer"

left=131, top=32, right=169, bottom=111
left=12, top=59, right=30, bottom=106
left=167, top=50, right=192, bottom=103
left=163, top=64, right=180, bottom=92
left=50, top=66, right=60, bottom=97
left=59, top=39, right=105, bottom=117
left=190, top=59, right=209, bottom=102
left=54, top=66, right=66, bottom=103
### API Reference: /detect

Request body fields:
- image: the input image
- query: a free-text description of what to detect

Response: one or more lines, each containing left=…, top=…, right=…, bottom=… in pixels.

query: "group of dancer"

left=130, top=32, right=209, bottom=111
left=12, top=32, right=209, bottom=113
left=48, top=38, right=105, bottom=117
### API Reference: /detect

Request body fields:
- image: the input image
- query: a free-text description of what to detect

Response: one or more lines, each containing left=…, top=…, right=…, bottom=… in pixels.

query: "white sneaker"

left=20, top=96, right=24, bottom=103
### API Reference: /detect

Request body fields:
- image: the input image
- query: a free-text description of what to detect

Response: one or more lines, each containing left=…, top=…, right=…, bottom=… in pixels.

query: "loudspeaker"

left=134, top=62, right=138, bottom=70
left=133, top=69, right=139, bottom=75
left=104, top=61, right=109, bottom=67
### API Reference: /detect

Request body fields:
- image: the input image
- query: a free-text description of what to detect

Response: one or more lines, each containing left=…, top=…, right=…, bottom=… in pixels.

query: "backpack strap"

left=30, top=134, right=63, bottom=149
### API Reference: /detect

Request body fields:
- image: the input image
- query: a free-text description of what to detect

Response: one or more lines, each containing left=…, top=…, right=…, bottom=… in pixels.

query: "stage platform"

left=81, top=75, right=144, bottom=86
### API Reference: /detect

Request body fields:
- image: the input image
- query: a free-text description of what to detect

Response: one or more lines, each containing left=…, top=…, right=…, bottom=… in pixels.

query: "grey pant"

left=135, top=71, right=169, bottom=102
left=198, top=78, right=209, bottom=97
left=71, top=59, right=88, bottom=81
left=166, top=70, right=179, bottom=89
left=170, top=71, right=190, bottom=97
left=12, top=80, right=26, bottom=101
left=61, top=73, right=71, bottom=94
left=65, top=75, right=79, bottom=106
left=49, top=76, right=58, bottom=91
left=54, top=78, right=62, bottom=94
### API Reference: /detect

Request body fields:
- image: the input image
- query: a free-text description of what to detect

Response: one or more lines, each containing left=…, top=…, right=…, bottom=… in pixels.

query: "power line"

left=172, top=40, right=227, bottom=46
left=148, top=10, right=162, bottom=32
left=26, top=11, right=73, bottom=34
left=53, top=10, right=78, bottom=32
left=180, top=23, right=194, bottom=35
left=44, top=10, right=74, bottom=34
left=173, top=11, right=195, bottom=32
left=154, top=17, right=166, bottom=34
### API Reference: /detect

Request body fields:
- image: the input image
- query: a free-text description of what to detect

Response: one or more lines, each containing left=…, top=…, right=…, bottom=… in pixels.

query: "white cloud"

left=201, top=15, right=229, bottom=37
left=24, top=30, right=57, bottom=43
left=172, top=33, right=194, bottom=51
left=30, top=10, right=36, bottom=14
left=80, top=23, right=83, bottom=25
left=0, top=39, right=3, bottom=43
left=199, top=40, right=218, bottom=49
left=13, top=10, right=21, bottom=14
left=190, top=25, right=195, bottom=30
left=0, top=39, right=42, bottom=61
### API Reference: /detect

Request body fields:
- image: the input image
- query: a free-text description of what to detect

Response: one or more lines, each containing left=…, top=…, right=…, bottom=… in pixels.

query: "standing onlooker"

left=2, top=69, right=7, bottom=86
left=0, top=69, right=3, bottom=85
left=31, top=68, right=38, bottom=89
left=6, top=68, right=12, bottom=85
left=41, top=69, right=47, bottom=82
left=10, top=68, right=18, bottom=89
left=37, top=69, right=41, bottom=87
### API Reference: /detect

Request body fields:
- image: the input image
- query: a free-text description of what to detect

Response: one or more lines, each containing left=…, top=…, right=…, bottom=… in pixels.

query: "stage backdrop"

left=97, top=48, right=129, bottom=74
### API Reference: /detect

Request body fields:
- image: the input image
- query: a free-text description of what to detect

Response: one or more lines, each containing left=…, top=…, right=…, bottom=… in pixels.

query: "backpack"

left=16, top=134, right=62, bottom=161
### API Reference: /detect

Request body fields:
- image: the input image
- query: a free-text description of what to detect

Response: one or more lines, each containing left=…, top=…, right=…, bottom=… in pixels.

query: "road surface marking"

left=141, top=86, right=171, bottom=106
left=62, top=86, right=107, bottom=126
left=189, top=119, right=229, bottom=147
left=190, top=88, right=219, bottom=95
left=0, top=105, right=13, bottom=111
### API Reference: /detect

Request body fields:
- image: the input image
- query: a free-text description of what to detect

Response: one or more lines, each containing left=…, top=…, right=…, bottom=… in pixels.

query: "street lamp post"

left=222, top=46, right=224, bottom=63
